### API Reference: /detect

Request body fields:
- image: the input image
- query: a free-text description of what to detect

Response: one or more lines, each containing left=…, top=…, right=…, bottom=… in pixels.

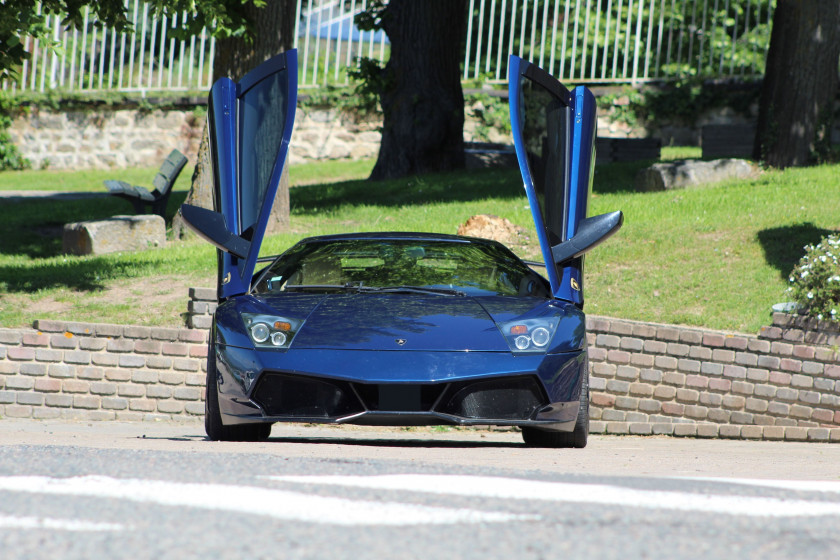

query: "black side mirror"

left=551, top=210, right=624, bottom=266
left=179, top=204, right=251, bottom=259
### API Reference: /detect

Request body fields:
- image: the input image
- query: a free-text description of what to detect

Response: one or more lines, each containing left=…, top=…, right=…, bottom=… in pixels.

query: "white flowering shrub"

left=787, top=233, right=840, bottom=322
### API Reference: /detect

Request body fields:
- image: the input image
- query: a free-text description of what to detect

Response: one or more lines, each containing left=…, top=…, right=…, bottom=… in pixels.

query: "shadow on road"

left=263, top=435, right=525, bottom=448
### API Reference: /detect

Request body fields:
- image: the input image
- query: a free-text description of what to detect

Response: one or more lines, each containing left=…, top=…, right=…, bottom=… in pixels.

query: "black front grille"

left=437, top=376, right=546, bottom=420
left=252, top=373, right=364, bottom=418
left=252, top=372, right=547, bottom=422
left=353, top=383, right=445, bottom=412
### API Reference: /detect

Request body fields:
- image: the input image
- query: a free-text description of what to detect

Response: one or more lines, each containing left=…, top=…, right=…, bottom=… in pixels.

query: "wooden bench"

left=596, top=137, right=661, bottom=164
left=105, top=149, right=188, bottom=217
left=701, top=124, right=756, bottom=159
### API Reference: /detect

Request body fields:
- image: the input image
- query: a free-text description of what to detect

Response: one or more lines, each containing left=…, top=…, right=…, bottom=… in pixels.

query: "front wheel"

left=205, top=340, right=272, bottom=442
left=522, top=369, right=589, bottom=448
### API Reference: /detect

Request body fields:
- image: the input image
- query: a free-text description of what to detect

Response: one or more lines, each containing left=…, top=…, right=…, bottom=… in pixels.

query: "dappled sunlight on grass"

left=1, top=159, right=838, bottom=332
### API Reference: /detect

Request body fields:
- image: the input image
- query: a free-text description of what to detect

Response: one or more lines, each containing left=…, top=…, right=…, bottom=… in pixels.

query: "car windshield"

left=254, top=239, right=549, bottom=297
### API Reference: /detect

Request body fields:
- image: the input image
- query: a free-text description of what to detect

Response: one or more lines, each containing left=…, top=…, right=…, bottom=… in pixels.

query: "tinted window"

left=255, top=239, right=549, bottom=297
left=238, top=69, right=288, bottom=231
left=519, top=75, right=569, bottom=245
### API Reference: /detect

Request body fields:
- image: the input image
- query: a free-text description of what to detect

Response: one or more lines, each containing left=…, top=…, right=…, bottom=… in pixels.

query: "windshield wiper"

left=357, top=285, right=467, bottom=297
left=282, top=283, right=466, bottom=296
left=282, top=283, right=360, bottom=292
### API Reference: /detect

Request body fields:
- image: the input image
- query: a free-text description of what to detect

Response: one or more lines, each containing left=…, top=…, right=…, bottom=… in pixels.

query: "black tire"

left=522, top=368, right=589, bottom=448
left=205, top=340, right=272, bottom=442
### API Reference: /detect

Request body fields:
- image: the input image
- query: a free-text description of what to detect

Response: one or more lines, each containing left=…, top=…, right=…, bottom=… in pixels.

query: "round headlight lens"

left=514, top=335, right=531, bottom=350
left=531, top=326, right=551, bottom=347
left=270, top=331, right=288, bottom=346
left=250, top=323, right=270, bottom=343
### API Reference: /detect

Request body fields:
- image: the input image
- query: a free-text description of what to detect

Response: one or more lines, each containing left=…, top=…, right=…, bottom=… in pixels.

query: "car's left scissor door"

left=208, top=50, right=298, bottom=299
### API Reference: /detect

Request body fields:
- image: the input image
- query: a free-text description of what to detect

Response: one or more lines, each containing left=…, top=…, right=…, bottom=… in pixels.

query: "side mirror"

left=551, top=210, right=624, bottom=266
left=179, top=204, right=251, bottom=260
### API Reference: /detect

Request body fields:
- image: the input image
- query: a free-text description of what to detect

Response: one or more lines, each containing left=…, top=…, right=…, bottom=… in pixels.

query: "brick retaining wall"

left=0, top=320, right=207, bottom=422
left=2, top=303, right=839, bottom=441
left=586, top=315, right=840, bottom=442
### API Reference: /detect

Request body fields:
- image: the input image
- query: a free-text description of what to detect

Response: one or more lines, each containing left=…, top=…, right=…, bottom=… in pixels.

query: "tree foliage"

left=0, top=0, right=264, bottom=80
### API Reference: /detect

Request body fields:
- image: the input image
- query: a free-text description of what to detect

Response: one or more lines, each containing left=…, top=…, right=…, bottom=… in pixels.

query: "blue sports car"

left=179, top=50, right=622, bottom=447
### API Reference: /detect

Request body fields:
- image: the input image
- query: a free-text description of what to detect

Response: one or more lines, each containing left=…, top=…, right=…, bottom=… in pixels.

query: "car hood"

left=287, top=293, right=508, bottom=352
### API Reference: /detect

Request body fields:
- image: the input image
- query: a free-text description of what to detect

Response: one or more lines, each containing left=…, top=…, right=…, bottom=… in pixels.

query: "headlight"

left=241, top=313, right=303, bottom=349
left=498, top=317, right=560, bottom=353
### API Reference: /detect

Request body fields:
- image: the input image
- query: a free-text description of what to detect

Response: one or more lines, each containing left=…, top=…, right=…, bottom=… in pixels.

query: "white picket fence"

left=2, top=0, right=773, bottom=94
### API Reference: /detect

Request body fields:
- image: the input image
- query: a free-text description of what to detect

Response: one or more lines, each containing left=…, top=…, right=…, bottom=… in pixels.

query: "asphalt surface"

left=1, top=420, right=840, bottom=560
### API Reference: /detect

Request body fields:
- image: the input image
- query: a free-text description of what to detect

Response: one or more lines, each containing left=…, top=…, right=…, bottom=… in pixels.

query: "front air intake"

left=437, top=376, right=546, bottom=420
left=252, top=373, right=364, bottom=418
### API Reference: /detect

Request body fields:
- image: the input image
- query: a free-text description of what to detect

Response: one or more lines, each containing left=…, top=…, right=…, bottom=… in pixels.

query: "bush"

left=787, top=233, right=840, bottom=322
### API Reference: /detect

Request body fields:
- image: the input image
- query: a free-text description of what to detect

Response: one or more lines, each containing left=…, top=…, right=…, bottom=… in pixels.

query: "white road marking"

left=679, top=477, right=840, bottom=494
left=0, top=476, right=530, bottom=526
left=268, top=474, right=840, bottom=518
left=0, top=515, right=124, bottom=532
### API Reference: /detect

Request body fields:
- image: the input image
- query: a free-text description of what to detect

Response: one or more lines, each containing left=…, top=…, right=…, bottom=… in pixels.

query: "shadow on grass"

left=290, top=166, right=524, bottom=215
left=0, top=192, right=191, bottom=294
left=289, top=158, right=654, bottom=215
left=0, top=256, right=151, bottom=293
left=592, top=160, right=653, bottom=194
left=757, top=223, right=837, bottom=280
left=0, top=192, right=188, bottom=259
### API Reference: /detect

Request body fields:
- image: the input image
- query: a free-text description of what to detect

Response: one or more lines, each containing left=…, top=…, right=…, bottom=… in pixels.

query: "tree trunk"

left=369, top=0, right=468, bottom=181
left=754, top=0, right=840, bottom=168
left=173, top=0, right=296, bottom=239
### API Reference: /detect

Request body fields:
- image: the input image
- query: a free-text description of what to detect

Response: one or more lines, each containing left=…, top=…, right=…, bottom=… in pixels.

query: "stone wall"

left=9, top=106, right=205, bottom=170
left=587, top=314, right=840, bottom=442
left=0, top=320, right=208, bottom=422
left=8, top=103, right=498, bottom=171
left=2, top=304, right=838, bottom=441
left=9, top=95, right=763, bottom=171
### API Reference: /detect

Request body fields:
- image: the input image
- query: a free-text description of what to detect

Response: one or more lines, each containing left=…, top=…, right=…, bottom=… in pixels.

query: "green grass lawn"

left=0, top=151, right=837, bottom=333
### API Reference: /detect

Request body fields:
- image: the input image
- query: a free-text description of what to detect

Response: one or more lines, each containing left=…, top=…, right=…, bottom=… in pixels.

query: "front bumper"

left=213, top=346, right=587, bottom=432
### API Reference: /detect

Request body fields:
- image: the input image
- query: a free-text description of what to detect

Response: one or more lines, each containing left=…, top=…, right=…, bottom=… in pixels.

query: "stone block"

left=762, top=426, right=785, bottom=441
left=189, top=287, right=217, bottom=301
left=636, top=159, right=757, bottom=191
left=606, top=422, right=630, bottom=434
left=740, top=425, right=763, bottom=439
left=673, top=423, right=697, bottom=437
left=616, top=365, right=640, bottom=380
left=784, top=427, right=808, bottom=441
left=718, top=425, right=741, bottom=439
left=629, top=423, right=652, bottom=435
left=602, top=409, right=626, bottom=421
left=63, top=215, right=165, bottom=256
left=652, top=423, right=675, bottom=435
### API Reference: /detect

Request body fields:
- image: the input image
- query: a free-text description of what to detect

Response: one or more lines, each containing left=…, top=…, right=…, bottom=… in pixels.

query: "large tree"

left=171, top=0, right=297, bottom=239
left=361, top=0, right=468, bottom=181
left=754, top=1, right=840, bottom=168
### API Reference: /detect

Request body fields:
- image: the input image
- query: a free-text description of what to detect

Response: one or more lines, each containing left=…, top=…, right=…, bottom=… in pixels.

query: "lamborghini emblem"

left=222, top=272, right=231, bottom=285
left=570, top=278, right=580, bottom=291
left=395, top=339, right=407, bottom=346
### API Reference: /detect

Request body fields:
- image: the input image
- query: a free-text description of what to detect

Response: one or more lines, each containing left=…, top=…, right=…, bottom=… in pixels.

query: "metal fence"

left=2, top=0, right=773, bottom=94
left=462, top=0, right=774, bottom=85
left=4, top=0, right=215, bottom=94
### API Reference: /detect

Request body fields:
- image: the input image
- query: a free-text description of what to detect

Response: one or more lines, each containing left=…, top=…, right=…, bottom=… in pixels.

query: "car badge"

left=395, top=339, right=407, bottom=346
left=222, top=272, right=231, bottom=285
left=570, top=278, right=580, bottom=291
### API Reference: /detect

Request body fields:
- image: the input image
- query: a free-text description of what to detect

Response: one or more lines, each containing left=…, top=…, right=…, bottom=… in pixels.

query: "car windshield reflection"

left=254, top=239, right=549, bottom=298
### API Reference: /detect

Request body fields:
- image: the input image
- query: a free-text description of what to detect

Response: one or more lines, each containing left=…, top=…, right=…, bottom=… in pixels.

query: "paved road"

left=1, top=420, right=839, bottom=560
